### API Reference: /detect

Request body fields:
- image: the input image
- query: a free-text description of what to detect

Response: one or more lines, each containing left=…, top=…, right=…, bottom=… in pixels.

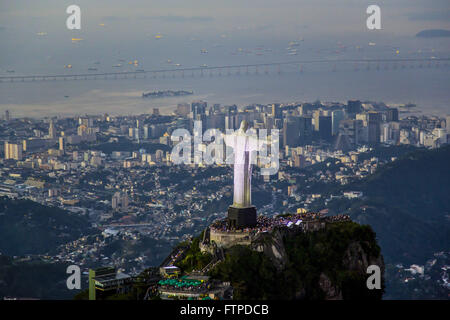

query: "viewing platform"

left=201, top=212, right=351, bottom=251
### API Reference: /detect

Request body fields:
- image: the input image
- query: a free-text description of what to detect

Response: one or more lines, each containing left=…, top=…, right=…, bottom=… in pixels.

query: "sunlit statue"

left=224, top=120, right=258, bottom=228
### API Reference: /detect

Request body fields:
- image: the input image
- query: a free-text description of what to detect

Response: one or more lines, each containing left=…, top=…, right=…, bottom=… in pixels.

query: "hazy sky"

left=1, top=0, right=449, bottom=38
left=1, top=1, right=449, bottom=70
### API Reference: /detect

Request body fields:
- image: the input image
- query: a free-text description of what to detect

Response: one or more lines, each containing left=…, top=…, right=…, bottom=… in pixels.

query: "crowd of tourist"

left=209, top=212, right=351, bottom=234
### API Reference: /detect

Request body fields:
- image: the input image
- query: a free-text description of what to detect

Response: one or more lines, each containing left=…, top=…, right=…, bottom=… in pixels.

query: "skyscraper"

left=299, top=103, right=314, bottom=116
left=191, top=101, right=207, bottom=119
left=283, top=115, right=313, bottom=147
left=264, top=115, right=275, bottom=131
left=313, top=110, right=321, bottom=131
left=4, top=142, right=8, bottom=159
left=283, top=116, right=301, bottom=147
left=386, top=108, right=399, bottom=122
left=271, top=104, right=282, bottom=119
left=225, top=113, right=236, bottom=130
left=79, top=117, right=94, bottom=127
left=143, top=125, right=150, bottom=139
left=5, top=110, right=10, bottom=121
left=49, top=120, right=57, bottom=139
left=346, top=100, right=362, bottom=116
left=59, top=137, right=65, bottom=152
left=367, top=112, right=382, bottom=143
left=331, top=110, right=345, bottom=136
left=4, top=142, right=23, bottom=160
left=300, top=116, right=313, bottom=145
left=318, top=116, right=332, bottom=141
left=339, top=119, right=364, bottom=146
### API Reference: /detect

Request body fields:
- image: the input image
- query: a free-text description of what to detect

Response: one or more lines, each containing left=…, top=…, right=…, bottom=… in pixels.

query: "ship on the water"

left=142, top=90, right=193, bottom=98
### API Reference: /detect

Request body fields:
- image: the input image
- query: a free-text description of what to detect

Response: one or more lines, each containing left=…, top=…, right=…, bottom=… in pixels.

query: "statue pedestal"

left=227, top=206, right=257, bottom=229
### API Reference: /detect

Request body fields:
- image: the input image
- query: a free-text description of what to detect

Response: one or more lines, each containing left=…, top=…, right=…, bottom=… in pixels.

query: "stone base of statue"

left=227, top=206, right=257, bottom=229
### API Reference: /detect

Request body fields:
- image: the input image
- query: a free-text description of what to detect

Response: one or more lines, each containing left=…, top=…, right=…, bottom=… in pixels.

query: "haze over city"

left=1, top=0, right=449, bottom=117
left=0, top=0, right=449, bottom=306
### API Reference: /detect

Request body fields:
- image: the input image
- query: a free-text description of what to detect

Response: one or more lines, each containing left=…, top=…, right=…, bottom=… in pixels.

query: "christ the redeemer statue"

left=224, top=120, right=258, bottom=228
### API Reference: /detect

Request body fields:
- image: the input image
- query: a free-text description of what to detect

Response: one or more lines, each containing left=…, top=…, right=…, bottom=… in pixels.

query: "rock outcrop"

left=209, top=221, right=385, bottom=300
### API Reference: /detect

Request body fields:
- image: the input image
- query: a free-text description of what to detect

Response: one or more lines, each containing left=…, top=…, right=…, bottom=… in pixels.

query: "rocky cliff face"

left=251, top=227, right=290, bottom=270
left=318, top=273, right=342, bottom=300
left=343, top=241, right=385, bottom=275
left=318, top=242, right=385, bottom=299
left=210, top=221, right=385, bottom=300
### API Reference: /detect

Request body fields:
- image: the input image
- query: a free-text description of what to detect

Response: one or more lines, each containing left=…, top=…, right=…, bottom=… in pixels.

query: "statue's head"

left=239, top=120, right=249, bottom=132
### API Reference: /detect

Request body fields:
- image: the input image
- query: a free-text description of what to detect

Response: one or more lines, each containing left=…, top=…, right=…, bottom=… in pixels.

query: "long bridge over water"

left=1, top=58, right=449, bottom=83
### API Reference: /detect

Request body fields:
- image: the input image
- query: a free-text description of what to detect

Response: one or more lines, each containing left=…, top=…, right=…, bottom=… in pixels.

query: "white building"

left=4, top=142, right=23, bottom=160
